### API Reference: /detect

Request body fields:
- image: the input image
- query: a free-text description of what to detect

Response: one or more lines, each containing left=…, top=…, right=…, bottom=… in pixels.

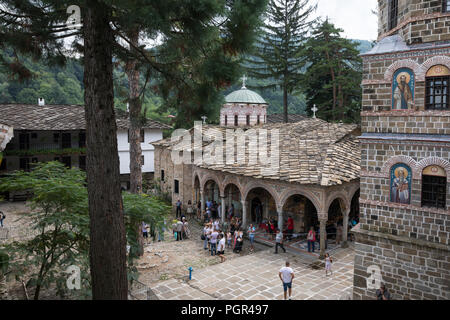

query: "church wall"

left=378, top=0, right=450, bottom=44
left=353, top=231, right=450, bottom=300
left=355, top=0, right=450, bottom=300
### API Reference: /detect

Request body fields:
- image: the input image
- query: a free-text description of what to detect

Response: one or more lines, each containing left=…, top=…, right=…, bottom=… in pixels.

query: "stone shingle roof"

left=0, top=104, right=172, bottom=131
left=267, top=114, right=308, bottom=123
left=153, top=118, right=360, bottom=186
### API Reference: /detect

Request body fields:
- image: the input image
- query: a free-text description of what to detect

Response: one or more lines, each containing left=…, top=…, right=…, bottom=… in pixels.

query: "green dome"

left=225, top=88, right=266, bottom=104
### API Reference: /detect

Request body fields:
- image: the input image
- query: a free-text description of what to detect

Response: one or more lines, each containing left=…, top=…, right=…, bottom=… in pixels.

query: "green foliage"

left=0, top=162, right=90, bottom=300
left=0, top=250, right=8, bottom=275
left=301, top=20, right=363, bottom=123
left=122, top=192, right=170, bottom=282
left=245, top=0, right=316, bottom=121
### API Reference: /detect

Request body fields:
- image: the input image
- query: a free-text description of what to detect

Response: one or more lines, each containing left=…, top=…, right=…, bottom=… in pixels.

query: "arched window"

left=234, top=115, right=239, bottom=126
left=390, top=163, right=412, bottom=204
left=224, top=115, right=228, bottom=126
left=246, top=115, right=250, bottom=126
left=425, top=65, right=450, bottom=110
left=422, top=166, right=447, bottom=209
left=257, top=115, right=261, bottom=125
left=392, top=68, right=415, bottom=110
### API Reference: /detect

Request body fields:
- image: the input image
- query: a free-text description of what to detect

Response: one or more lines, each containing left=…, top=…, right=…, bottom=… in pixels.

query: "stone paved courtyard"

left=137, top=216, right=355, bottom=300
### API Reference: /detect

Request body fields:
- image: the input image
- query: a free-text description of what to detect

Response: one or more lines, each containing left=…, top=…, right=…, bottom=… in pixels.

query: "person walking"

left=187, top=201, right=193, bottom=219
left=202, top=224, right=209, bottom=250
left=142, top=222, right=149, bottom=244
left=279, top=261, right=294, bottom=300
left=274, top=229, right=286, bottom=254
left=176, top=219, right=183, bottom=241
left=176, top=199, right=182, bottom=218
left=248, top=224, right=256, bottom=253
left=226, top=230, right=232, bottom=249
left=0, top=211, right=5, bottom=228
left=325, top=253, right=333, bottom=276
left=217, top=234, right=226, bottom=263
left=307, top=227, right=316, bottom=253
left=210, top=229, right=219, bottom=256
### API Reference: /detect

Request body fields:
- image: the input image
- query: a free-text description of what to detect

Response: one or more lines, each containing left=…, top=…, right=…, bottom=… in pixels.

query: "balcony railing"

left=4, top=144, right=86, bottom=157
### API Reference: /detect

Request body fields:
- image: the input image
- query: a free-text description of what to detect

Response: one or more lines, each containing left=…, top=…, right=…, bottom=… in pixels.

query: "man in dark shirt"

left=376, top=284, right=391, bottom=300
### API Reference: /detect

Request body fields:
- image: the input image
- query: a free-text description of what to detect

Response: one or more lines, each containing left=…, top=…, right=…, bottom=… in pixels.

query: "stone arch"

left=381, top=156, right=418, bottom=179
left=324, top=191, right=351, bottom=216
left=242, top=182, right=280, bottom=209
left=416, top=157, right=450, bottom=182
left=192, top=171, right=202, bottom=191
left=201, top=172, right=223, bottom=197
left=222, top=175, right=244, bottom=198
left=384, top=59, right=423, bottom=82
left=279, top=189, right=322, bottom=214
left=422, top=56, right=450, bottom=78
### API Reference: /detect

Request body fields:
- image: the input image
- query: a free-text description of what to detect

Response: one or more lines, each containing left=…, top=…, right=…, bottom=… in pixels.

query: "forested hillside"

left=0, top=40, right=372, bottom=122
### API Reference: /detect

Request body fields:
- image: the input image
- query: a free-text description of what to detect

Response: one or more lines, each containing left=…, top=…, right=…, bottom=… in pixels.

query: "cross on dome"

left=241, top=75, right=248, bottom=89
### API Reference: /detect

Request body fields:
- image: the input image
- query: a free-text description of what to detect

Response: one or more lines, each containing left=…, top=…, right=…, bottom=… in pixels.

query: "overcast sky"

left=314, top=0, right=378, bottom=41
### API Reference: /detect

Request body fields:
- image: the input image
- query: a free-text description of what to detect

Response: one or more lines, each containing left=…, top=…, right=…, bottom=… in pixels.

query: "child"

left=227, top=231, right=232, bottom=248
left=325, top=253, right=333, bottom=276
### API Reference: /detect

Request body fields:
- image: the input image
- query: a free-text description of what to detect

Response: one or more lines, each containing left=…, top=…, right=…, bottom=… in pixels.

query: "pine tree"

left=246, top=0, right=316, bottom=123
left=302, top=20, right=362, bottom=123
left=0, top=0, right=267, bottom=299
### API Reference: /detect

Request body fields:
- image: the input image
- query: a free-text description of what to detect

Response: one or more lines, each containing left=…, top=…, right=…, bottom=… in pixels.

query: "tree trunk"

left=125, top=29, right=144, bottom=257
left=0, top=273, right=8, bottom=300
left=283, top=84, right=288, bottom=123
left=83, top=1, right=128, bottom=300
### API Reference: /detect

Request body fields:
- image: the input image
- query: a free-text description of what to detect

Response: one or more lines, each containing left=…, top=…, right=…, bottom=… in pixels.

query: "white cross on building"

left=201, top=116, right=208, bottom=124
left=241, top=75, right=248, bottom=89
left=311, top=105, right=318, bottom=119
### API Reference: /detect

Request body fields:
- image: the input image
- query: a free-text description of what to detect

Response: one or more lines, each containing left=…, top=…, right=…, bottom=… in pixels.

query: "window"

left=425, top=65, right=450, bottom=110
left=19, top=158, right=30, bottom=172
left=224, top=115, right=228, bottom=126
left=0, top=158, right=6, bottom=171
left=257, top=115, right=260, bottom=125
left=61, top=156, right=72, bottom=168
left=31, top=133, right=37, bottom=139
left=422, top=166, right=447, bottom=209
left=161, top=170, right=165, bottom=182
left=79, top=132, right=86, bottom=148
left=19, top=133, right=30, bottom=150
left=141, top=155, right=145, bottom=166
left=174, top=179, right=179, bottom=194
left=246, top=115, right=250, bottom=126
left=234, top=115, right=239, bottom=126
left=61, top=133, right=72, bottom=149
left=443, top=0, right=450, bottom=12
left=53, top=133, right=60, bottom=144
left=79, top=156, right=86, bottom=171
left=388, top=0, right=398, bottom=30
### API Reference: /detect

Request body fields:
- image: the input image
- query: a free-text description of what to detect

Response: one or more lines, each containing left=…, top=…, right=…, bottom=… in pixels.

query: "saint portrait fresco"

left=392, top=68, right=415, bottom=110
left=390, top=163, right=412, bottom=204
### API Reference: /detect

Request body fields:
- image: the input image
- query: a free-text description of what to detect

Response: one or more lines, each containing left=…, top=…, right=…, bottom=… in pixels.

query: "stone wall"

left=353, top=230, right=450, bottom=300
left=378, top=0, right=450, bottom=44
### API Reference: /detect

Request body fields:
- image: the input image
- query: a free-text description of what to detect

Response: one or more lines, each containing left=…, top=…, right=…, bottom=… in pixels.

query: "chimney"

left=38, top=98, right=45, bottom=106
